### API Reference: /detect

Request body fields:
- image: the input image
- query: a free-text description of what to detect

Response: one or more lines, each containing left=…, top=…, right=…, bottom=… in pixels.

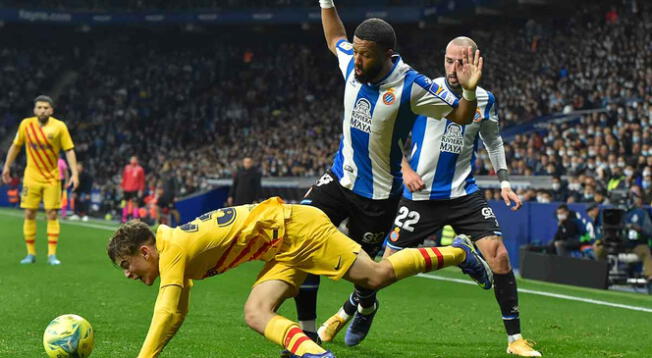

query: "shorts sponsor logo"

left=351, top=98, right=372, bottom=134
left=440, top=123, right=464, bottom=154
left=362, top=231, right=384, bottom=244
left=481, top=207, right=496, bottom=220
left=316, top=173, right=334, bottom=187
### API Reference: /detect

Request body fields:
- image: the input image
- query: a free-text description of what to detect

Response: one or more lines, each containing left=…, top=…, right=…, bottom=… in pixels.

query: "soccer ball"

left=43, top=314, right=94, bottom=358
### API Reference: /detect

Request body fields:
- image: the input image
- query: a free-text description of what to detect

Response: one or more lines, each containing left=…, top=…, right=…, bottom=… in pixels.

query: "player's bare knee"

left=25, top=210, right=37, bottom=220
left=243, top=301, right=265, bottom=329
left=46, top=210, right=58, bottom=220
left=491, top=250, right=511, bottom=274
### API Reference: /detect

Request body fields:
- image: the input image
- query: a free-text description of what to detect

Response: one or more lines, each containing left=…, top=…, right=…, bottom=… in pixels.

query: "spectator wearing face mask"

left=536, top=191, right=553, bottom=204
left=566, top=176, right=583, bottom=203
left=579, top=185, right=597, bottom=203
left=623, top=164, right=637, bottom=183
left=550, top=176, right=567, bottom=202
left=550, top=204, right=586, bottom=256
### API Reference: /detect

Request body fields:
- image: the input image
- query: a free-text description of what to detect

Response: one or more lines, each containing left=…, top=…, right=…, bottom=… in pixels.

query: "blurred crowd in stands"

left=0, top=0, right=444, bottom=11
left=0, top=1, right=650, bottom=218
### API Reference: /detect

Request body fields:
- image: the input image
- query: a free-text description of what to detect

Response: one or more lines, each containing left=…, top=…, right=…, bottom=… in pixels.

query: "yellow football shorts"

left=254, top=205, right=361, bottom=296
left=20, top=180, right=62, bottom=210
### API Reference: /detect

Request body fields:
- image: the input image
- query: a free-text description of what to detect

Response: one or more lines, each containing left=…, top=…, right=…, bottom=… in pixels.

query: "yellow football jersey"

left=156, top=197, right=292, bottom=288
left=13, top=116, right=74, bottom=185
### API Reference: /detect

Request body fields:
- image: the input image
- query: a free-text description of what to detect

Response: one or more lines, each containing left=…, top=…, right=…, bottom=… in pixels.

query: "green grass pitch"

left=1, top=208, right=651, bottom=357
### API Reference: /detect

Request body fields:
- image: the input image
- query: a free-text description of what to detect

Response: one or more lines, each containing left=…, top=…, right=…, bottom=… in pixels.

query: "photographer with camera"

left=595, top=193, right=652, bottom=294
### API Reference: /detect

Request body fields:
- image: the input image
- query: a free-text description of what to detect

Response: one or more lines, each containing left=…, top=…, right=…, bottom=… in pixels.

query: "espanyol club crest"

left=389, top=227, right=400, bottom=242
left=382, top=89, right=396, bottom=105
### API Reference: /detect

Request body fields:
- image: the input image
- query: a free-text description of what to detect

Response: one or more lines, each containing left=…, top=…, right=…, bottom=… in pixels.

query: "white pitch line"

left=0, top=210, right=117, bottom=231
left=417, top=273, right=652, bottom=313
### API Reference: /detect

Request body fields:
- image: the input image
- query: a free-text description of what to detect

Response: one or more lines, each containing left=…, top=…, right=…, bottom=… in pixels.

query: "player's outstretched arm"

left=137, top=285, right=190, bottom=358
left=320, top=0, right=347, bottom=55
left=446, top=47, right=483, bottom=125
left=1, top=144, right=20, bottom=184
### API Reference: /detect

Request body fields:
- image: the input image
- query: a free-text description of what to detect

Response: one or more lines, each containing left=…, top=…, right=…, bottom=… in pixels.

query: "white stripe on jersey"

left=331, top=40, right=458, bottom=200
left=413, top=118, right=445, bottom=198
left=406, top=77, right=498, bottom=201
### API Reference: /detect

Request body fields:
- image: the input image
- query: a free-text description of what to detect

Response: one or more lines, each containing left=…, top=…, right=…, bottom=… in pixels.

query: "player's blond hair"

left=107, top=220, right=156, bottom=264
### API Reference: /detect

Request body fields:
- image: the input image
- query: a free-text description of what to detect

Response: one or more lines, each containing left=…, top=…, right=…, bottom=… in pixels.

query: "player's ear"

left=385, top=48, right=394, bottom=58
left=140, top=245, right=150, bottom=259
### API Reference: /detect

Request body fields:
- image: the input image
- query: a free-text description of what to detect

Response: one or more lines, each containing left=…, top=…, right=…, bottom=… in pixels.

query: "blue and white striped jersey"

left=404, top=77, right=499, bottom=200
left=331, top=39, right=459, bottom=200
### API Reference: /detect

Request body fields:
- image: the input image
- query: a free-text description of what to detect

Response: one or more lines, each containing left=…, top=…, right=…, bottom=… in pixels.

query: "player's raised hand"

left=454, top=47, right=483, bottom=91
left=501, top=187, right=522, bottom=211
left=1, top=167, right=11, bottom=184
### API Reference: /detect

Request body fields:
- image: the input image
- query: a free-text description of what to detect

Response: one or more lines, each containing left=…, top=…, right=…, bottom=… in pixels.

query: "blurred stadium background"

left=0, top=0, right=651, bottom=356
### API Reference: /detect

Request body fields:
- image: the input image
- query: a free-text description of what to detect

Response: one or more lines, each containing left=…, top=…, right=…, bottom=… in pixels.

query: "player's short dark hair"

left=34, top=95, right=54, bottom=107
left=557, top=204, right=569, bottom=212
left=107, top=220, right=156, bottom=264
left=354, top=18, right=396, bottom=51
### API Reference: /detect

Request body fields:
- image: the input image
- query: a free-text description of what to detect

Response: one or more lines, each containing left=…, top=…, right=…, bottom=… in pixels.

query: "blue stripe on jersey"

left=351, top=85, right=380, bottom=197
left=404, top=115, right=428, bottom=200
left=413, top=74, right=434, bottom=92
left=345, top=57, right=355, bottom=81
left=464, top=136, right=479, bottom=195
left=390, top=70, right=419, bottom=195
left=331, top=136, right=345, bottom=179
left=484, top=91, right=495, bottom=119
left=429, top=120, right=463, bottom=199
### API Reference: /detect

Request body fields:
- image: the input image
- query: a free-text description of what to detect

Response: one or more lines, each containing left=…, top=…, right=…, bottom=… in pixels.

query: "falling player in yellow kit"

left=2, top=95, right=79, bottom=265
left=107, top=197, right=493, bottom=358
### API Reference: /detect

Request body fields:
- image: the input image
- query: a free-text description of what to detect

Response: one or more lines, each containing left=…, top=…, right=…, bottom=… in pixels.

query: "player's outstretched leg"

left=245, top=280, right=334, bottom=358
left=343, top=242, right=492, bottom=298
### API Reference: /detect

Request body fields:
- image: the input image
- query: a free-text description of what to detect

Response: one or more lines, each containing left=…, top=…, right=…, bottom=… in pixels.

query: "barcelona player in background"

left=2, top=95, right=79, bottom=265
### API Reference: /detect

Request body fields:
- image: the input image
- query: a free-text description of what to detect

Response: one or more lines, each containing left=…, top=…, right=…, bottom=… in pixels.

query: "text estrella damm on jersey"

left=155, top=197, right=292, bottom=288
left=13, top=116, right=74, bottom=185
